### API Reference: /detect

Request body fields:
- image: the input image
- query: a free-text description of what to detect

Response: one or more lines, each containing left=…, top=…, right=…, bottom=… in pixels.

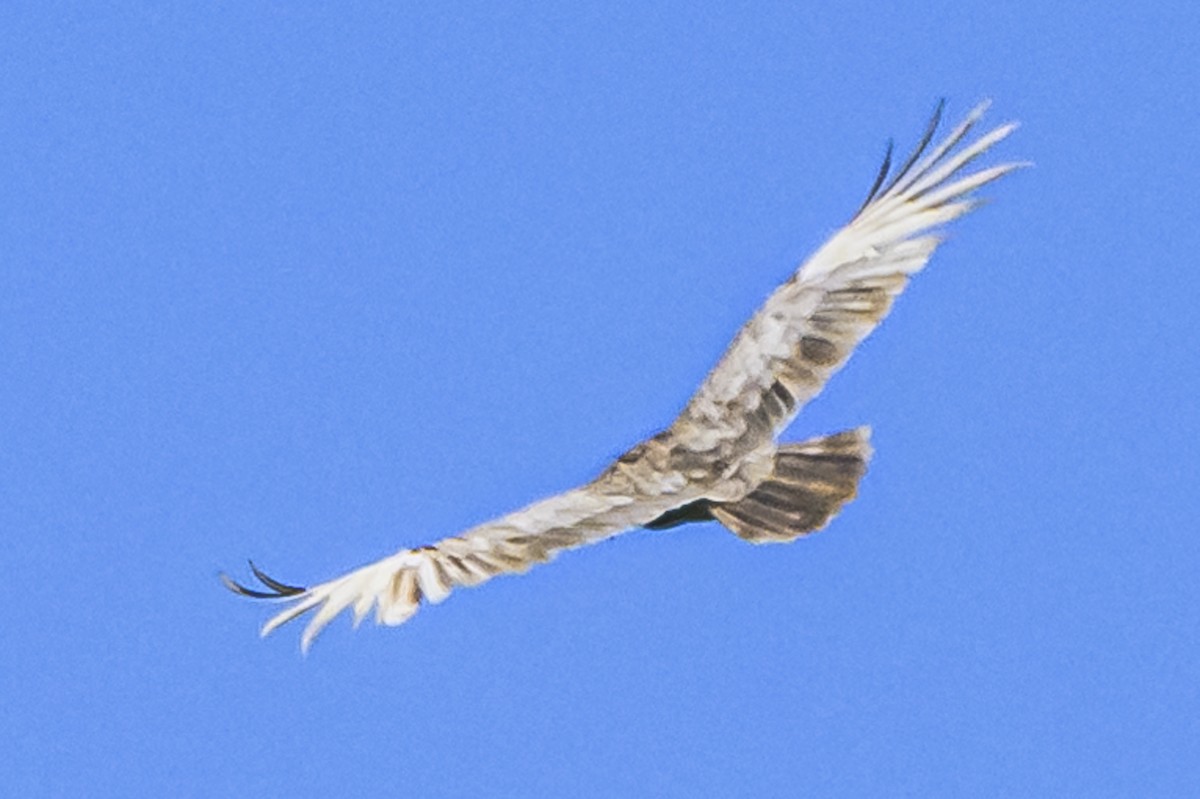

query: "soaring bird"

left=224, top=100, right=1023, bottom=651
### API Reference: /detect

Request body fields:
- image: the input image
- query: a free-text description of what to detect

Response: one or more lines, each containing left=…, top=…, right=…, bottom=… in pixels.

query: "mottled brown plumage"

left=224, top=101, right=1023, bottom=651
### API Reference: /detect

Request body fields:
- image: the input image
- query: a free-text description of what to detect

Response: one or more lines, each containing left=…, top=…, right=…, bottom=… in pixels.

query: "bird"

left=223, top=100, right=1024, bottom=652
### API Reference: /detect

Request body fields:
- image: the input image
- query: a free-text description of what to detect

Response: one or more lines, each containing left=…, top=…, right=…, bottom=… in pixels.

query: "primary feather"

left=223, top=100, right=1024, bottom=651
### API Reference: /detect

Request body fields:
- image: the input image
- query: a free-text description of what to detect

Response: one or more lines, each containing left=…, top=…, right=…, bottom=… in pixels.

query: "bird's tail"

left=711, top=427, right=872, bottom=543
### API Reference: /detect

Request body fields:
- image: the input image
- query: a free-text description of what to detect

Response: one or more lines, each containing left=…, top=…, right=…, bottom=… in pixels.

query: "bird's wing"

left=223, top=466, right=690, bottom=652
left=671, top=101, right=1024, bottom=457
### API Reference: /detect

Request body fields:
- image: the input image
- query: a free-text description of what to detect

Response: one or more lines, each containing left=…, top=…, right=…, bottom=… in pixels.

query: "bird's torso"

left=600, top=426, right=777, bottom=506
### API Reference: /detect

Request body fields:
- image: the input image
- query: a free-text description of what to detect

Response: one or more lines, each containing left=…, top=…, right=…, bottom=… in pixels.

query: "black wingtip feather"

left=249, top=560, right=306, bottom=595
left=880, top=98, right=945, bottom=197
left=220, top=572, right=278, bottom=599
left=856, top=138, right=894, bottom=216
left=221, top=560, right=307, bottom=599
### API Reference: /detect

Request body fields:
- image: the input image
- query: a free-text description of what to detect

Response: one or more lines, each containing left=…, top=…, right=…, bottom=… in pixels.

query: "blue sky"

left=3, top=3, right=1197, bottom=796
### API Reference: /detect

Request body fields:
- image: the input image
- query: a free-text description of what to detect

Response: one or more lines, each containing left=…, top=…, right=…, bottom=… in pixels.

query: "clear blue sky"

left=3, top=3, right=1196, bottom=796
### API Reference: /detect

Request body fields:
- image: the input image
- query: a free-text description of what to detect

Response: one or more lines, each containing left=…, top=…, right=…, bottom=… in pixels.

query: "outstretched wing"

left=671, top=101, right=1024, bottom=457
left=223, top=467, right=690, bottom=652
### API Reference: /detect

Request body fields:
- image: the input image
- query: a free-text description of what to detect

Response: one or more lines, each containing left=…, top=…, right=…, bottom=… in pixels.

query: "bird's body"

left=225, top=100, right=1024, bottom=651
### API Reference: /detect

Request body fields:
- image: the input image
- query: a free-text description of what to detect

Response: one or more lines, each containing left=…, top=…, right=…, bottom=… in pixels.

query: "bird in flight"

left=224, top=100, right=1023, bottom=651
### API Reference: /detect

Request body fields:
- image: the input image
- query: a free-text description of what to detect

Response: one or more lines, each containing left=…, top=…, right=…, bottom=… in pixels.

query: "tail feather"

left=712, top=427, right=872, bottom=543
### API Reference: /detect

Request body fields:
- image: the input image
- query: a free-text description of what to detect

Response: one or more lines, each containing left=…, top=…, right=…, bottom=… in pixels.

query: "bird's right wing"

left=671, top=101, right=1024, bottom=457
left=223, top=465, right=693, bottom=652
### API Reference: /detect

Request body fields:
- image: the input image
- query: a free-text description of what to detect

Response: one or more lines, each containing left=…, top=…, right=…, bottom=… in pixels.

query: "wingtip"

left=299, top=613, right=332, bottom=654
left=967, top=98, right=993, bottom=119
left=930, top=97, right=947, bottom=130
left=991, top=121, right=1021, bottom=142
left=249, top=560, right=307, bottom=596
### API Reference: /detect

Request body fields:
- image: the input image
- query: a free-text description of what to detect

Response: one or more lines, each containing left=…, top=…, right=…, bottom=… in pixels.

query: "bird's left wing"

left=223, top=469, right=688, bottom=652
left=671, top=101, right=1024, bottom=456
